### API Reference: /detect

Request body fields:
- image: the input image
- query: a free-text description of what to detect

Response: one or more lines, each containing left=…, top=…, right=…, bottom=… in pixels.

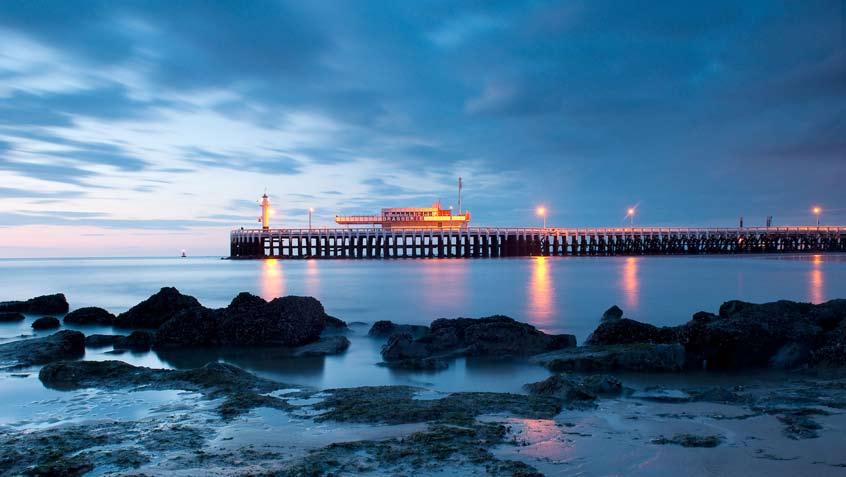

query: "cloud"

left=0, top=0, right=844, bottom=243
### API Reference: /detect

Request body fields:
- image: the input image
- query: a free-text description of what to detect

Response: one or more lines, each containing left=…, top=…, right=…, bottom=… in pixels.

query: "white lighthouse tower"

left=259, top=192, right=271, bottom=230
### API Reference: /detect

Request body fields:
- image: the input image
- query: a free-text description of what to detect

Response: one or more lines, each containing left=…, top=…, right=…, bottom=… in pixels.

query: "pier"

left=229, top=226, right=846, bottom=259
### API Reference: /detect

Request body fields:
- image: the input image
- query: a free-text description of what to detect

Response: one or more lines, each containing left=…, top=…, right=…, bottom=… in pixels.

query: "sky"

left=0, top=0, right=844, bottom=257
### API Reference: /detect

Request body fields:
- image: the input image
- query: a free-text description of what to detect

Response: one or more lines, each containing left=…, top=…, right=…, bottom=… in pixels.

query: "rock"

left=85, top=334, right=126, bottom=348
left=133, top=292, right=334, bottom=348
left=677, top=300, right=822, bottom=369
left=582, top=299, right=846, bottom=370
left=155, top=307, right=220, bottom=347
left=217, top=294, right=328, bottom=347
left=324, top=315, right=348, bottom=329
left=0, top=330, right=85, bottom=368
left=114, top=287, right=203, bottom=329
left=31, top=316, right=61, bottom=330
left=381, top=333, right=430, bottom=361
left=63, top=307, right=116, bottom=326
left=601, top=305, right=624, bottom=322
left=0, top=312, right=25, bottom=322
left=586, top=318, right=673, bottom=345
left=290, top=336, right=350, bottom=357
left=531, top=344, right=686, bottom=372
left=113, top=331, right=155, bottom=351
left=581, top=374, right=624, bottom=396
left=810, top=319, right=846, bottom=366
left=368, top=320, right=430, bottom=338
left=379, top=357, right=449, bottom=371
left=313, top=385, right=562, bottom=425
left=652, top=433, right=722, bottom=447
left=0, top=293, right=69, bottom=315
left=38, top=360, right=300, bottom=417
left=382, top=315, right=576, bottom=362
left=778, top=413, right=822, bottom=439
left=524, top=374, right=598, bottom=402
left=631, top=388, right=692, bottom=403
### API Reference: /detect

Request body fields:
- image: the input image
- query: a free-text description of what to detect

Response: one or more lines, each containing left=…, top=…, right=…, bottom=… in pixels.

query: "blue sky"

left=0, top=1, right=844, bottom=256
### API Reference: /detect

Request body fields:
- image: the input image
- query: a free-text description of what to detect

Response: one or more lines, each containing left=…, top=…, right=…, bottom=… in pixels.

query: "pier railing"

left=229, top=225, right=846, bottom=259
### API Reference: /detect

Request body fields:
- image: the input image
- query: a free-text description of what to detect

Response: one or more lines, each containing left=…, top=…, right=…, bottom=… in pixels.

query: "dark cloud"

left=0, top=0, right=843, bottom=227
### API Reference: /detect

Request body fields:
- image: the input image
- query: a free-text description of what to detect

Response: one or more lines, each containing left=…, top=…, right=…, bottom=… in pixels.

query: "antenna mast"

left=457, top=177, right=462, bottom=216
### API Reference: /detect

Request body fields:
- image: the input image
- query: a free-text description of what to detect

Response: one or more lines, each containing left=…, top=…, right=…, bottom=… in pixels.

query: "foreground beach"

left=1, top=290, right=845, bottom=476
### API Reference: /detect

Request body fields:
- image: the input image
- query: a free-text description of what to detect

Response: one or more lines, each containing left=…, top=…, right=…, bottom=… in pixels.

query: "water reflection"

left=260, top=259, right=285, bottom=300
left=620, top=257, right=640, bottom=311
left=419, top=259, right=468, bottom=318
left=810, top=254, right=824, bottom=304
left=304, top=259, right=320, bottom=298
left=527, top=257, right=554, bottom=327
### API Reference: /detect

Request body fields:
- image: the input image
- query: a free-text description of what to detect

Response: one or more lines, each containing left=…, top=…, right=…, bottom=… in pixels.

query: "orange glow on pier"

left=335, top=203, right=471, bottom=230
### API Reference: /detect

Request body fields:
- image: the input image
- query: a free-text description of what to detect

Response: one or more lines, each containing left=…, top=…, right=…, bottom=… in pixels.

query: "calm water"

left=1, top=254, right=845, bottom=394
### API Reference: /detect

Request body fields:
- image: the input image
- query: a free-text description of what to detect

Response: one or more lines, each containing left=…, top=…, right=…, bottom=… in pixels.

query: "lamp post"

left=627, top=208, right=635, bottom=226
left=536, top=206, right=547, bottom=229
left=813, top=207, right=821, bottom=226
left=309, top=208, right=314, bottom=230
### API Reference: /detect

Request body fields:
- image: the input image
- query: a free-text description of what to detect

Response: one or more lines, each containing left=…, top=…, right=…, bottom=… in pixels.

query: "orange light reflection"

left=304, top=259, right=320, bottom=298
left=621, top=256, right=639, bottom=311
left=259, top=259, right=285, bottom=300
left=810, top=254, right=824, bottom=304
left=527, top=257, right=554, bottom=327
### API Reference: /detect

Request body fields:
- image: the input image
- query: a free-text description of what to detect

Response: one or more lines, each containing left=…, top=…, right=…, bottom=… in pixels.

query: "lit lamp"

left=536, top=206, right=547, bottom=229
left=627, top=208, right=635, bottom=226
left=812, top=207, right=822, bottom=226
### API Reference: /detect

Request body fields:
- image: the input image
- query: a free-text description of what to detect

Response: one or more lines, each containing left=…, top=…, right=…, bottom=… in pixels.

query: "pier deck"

left=230, top=226, right=846, bottom=259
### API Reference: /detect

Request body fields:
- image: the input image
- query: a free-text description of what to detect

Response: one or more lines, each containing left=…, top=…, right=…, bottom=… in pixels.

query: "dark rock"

left=381, top=333, right=430, bottom=361
left=586, top=318, right=673, bottom=345
left=807, top=299, right=846, bottom=331
left=524, top=374, right=598, bottom=402
left=85, top=334, right=126, bottom=348
left=368, top=320, right=429, bottom=338
left=582, top=299, right=846, bottom=370
left=113, top=331, right=155, bottom=351
left=531, top=344, right=686, bottom=372
left=290, top=336, right=350, bottom=357
left=382, top=315, right=575, bottom=362
left=631, top=388, right=692, bottom=403
left=136, top=292, right=335, bottom=348
left=0, top=293, right=69, bottom=315
left=63, top=307, right=116, bottom=326
left=31, top=316, right=60, bottom=330
left=652, top=433, right=722, bottom=447
left=114, top=287, right=203, bottom=329
left=379, top=357, right=449, bottom=371
left=581, top=374, right=624, bottom=396
left=324, top=315, right=348, bottom=329
left=313, top=385, right=562, bottom=425
left=155, top=307, right=220, bottom=347
left=0, top=311, right=25, bottom=322
left=810, top=319, right=846, bottom=366
left=38, top=360, right=299, bottom=417
left=677, top=300, right=822, bottom=369
left=778, top=413, right=822, bottom=439
left=0, top=330, right=85, bottom=368
left=217, top=294, right=328, bottom=347
left=601, top=305, right=624, bottom=322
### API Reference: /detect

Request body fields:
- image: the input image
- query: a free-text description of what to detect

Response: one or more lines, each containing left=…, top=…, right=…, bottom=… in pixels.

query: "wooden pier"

left=230, top=226, right=846, bottom=259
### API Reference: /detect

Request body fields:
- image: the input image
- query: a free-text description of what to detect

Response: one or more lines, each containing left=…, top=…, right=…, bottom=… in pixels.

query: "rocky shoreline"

left=1, top=290, right=845, bottom=475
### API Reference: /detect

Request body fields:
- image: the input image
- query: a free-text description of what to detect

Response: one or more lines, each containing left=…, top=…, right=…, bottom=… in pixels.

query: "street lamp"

left=309, top=208, right=314, bottom=230
left=812, top=206, right=822, bottom=226
left=627, top=208, right=635, bottom=226
left=536, top=206, right=547, bottom=229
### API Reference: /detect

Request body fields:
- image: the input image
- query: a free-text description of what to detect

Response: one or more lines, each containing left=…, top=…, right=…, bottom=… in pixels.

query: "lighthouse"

left=259, top=192, right=271, bottom=230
